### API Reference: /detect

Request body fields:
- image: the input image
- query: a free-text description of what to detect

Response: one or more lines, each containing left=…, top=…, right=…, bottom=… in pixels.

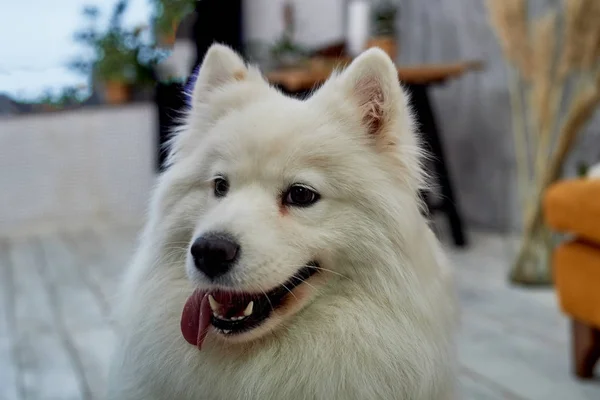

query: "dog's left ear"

left=191, top=44, right=248, bottom=105
left=322, top=48, right=411, bottom=148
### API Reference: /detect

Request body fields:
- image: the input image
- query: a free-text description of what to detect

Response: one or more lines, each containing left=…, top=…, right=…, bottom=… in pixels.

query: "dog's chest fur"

left=111, top=279, right=454, bottom=400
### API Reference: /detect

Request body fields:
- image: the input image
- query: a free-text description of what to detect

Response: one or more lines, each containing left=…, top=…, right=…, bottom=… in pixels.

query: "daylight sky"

left=0, top=0, right=153, bottom=101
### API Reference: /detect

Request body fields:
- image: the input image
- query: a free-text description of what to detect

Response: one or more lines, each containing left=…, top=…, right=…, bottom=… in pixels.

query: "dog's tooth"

left=208, top=295, right=220, bottom=312
left=223, top=330, right=231, bottom=334
left=243, top=301, right=254, bottom=316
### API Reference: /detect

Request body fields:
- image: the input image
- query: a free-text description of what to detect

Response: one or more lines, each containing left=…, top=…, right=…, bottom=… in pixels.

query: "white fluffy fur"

left=107, top=44, right=458, bottom=400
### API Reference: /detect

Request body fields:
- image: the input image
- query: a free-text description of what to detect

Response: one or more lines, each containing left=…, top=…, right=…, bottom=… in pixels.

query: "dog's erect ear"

left=329, top=48, right=409, bottom=146
left=191, top=44, right=248, bottom=105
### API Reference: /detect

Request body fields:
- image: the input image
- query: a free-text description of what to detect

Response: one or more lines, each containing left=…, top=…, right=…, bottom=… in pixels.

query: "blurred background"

left=1, top=0, right=600, bottom=399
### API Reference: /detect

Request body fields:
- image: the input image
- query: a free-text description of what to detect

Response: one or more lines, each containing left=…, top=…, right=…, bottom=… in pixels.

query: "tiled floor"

left=0, top=225, right=598, bottom=399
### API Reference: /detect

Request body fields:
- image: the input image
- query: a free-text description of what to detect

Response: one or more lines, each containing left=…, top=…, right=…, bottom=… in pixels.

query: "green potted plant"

left=367, top=0, right=399, bottom=60
left=70, top=1, right=159, bottom=104
left=268, top=1, right=309, bottom=68
left=37, top=89, right=60, bottom=112
left=150, top=0, right=196, bottom=47
left=35, top=85, right=88, bottom=112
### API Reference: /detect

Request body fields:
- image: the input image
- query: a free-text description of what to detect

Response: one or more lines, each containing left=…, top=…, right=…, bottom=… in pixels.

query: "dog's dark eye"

left=284, top=185, right=320, bottom=207
left=213, top=177, right=229, bottom=197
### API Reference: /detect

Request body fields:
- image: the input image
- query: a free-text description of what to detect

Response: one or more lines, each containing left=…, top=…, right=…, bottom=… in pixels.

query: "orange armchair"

left=544, top=178, right=600, bottom=379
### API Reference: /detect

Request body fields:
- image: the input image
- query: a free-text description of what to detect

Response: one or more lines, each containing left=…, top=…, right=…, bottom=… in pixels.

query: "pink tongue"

left=180, top=289, right=211, bottom=350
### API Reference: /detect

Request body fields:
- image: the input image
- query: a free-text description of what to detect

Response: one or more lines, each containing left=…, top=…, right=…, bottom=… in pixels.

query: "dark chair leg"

left=419, top=190, right=432, bottom=218
left=573, top=319, right=600, bottom=379
left=155, top=82, right=187, bottom=172
left=407, top=83, right=467, bottom=247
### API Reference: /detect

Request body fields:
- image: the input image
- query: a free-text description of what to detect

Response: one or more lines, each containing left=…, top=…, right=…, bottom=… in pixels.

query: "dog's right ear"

left=166, top=45, right=254, bottom=167
left=191, top=44, right=248, bottom=106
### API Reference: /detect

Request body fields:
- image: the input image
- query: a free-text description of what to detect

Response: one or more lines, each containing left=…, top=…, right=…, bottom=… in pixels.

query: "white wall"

left=0, top=104, right=156, bottom=236
left=243, top=0, right=345, bottom=49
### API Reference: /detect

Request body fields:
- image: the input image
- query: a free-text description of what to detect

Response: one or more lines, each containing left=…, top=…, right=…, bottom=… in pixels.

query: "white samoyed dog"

left=107, top=44, right=458, bottom=400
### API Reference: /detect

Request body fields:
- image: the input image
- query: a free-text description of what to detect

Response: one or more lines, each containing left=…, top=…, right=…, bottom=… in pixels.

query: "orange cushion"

left=544, top=178, right=600, bottom=244
left=554, top=240, right=600, bottom=328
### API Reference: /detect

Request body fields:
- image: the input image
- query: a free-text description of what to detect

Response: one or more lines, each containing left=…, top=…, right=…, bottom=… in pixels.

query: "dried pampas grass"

left=487, top=0, right=600, bottom=285
left=559, top=0, right=600, bottom=76
left=488, top=0, right=532, bottom=80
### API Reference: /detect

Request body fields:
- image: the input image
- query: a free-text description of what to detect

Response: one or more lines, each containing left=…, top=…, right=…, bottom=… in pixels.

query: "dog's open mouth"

left=181, top=263, right=319, bottom=349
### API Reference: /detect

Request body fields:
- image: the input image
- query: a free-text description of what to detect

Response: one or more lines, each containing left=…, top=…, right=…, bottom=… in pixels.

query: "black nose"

left=190, top=233, right=240, bottom=279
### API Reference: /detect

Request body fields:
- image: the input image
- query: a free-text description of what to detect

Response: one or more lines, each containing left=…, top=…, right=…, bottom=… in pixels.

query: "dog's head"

left=155, top=44, right=426, bottom=348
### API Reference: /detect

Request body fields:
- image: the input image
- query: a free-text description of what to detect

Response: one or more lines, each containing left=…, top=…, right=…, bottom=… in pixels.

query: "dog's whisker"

left=162, top=247, right=189, bottom=253
left=159, top=252, right=187, bottom=263
left=290, top=274, right=319, bottom=293
left=280, top=283, right=298, bottom=301
left=259, top=287, right=275, bottom=313
left=304, top=265, right=348, bottom=279
left=279, top=263, right=349, bottom=280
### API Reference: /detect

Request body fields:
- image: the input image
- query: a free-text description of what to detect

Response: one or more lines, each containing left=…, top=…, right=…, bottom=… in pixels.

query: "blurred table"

left=267, top=57, right=484, bottom=247
left=267, top=57, right=483, bottom=92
